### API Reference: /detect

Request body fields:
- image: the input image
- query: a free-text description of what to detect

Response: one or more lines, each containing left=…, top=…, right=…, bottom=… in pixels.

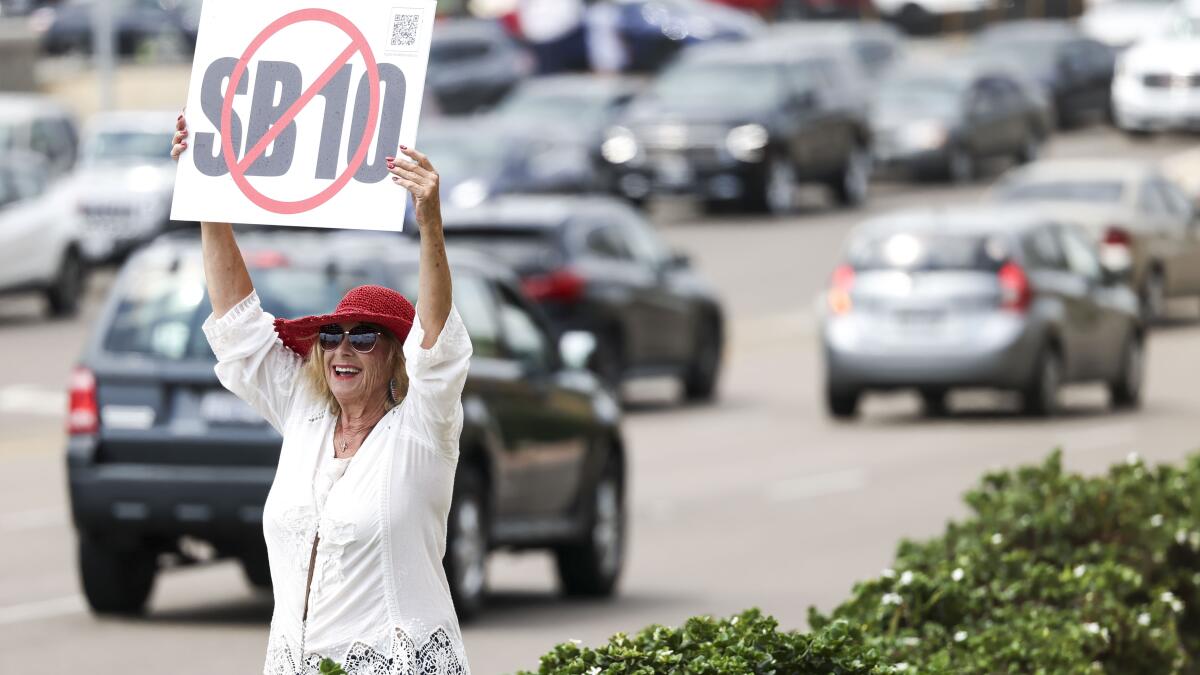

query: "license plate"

left=655, top=155, right=692, bottom=186
left=200, top=391, right=263, bottom=425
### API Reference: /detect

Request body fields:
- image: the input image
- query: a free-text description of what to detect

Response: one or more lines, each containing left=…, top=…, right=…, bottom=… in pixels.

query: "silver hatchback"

left=821, top=206, right=1143, bottom=419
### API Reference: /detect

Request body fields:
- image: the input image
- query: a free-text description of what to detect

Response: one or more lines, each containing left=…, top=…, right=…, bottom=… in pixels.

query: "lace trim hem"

left=265, top=625, right=467, bottom=675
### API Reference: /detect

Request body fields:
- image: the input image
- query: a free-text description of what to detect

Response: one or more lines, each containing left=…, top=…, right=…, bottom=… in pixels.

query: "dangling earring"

left=389, top=377, right=400, bottom=406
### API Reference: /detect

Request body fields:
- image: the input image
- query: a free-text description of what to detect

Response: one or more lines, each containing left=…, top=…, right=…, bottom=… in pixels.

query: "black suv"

left=441, top=195, right=725, bottom=403
left=66, top=229, right=626, bottom=619
left=600, top=42, right=873, bottom=214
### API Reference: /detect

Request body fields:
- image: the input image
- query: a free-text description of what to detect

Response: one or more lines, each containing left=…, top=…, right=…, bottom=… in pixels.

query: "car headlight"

left=601, top=127, right=639, bottom=165
left=725, top=123, right=768, bottom=162
left=449, top=179, right=489, bottom=209
left=898, top=121, right=948, bottom=150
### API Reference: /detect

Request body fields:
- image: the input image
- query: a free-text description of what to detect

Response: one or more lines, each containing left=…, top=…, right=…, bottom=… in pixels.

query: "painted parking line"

left=0, top=595, right=84, bottom=626
left=0, top=384, right=65, bottom=418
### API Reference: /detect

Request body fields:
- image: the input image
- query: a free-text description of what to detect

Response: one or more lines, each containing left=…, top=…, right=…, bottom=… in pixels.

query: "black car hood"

left=622, top=98, right=770, bottom=130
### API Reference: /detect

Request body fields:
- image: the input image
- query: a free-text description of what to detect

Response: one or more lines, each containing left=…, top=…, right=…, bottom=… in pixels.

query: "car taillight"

left=68, top=367, right=98, bottom=435
left=247, top=250, right=289, bottom=268
left=998, top=262, right=1032, bottom=312
left=521, top=268, right=586, bottom=303
left=827, top=264, right=855, bottom=315
left=1103, top=226, right=1132, bottom=247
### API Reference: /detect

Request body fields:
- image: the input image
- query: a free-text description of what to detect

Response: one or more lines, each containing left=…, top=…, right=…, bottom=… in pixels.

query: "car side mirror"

left=558, top=331, right=597, bottom=371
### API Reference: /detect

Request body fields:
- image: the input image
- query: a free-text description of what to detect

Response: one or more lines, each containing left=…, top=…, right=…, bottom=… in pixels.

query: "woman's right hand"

left=170, top=112, right=189, bottom=161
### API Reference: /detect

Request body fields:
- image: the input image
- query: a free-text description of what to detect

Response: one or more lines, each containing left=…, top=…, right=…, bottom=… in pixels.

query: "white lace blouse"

left=201, top=290, right=473, bottom=675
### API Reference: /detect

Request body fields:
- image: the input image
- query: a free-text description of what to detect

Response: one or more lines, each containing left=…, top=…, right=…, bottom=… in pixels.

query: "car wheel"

left=1108, top=335, right=1144, bottom=409
left=240, top=546, right=272, bottom=590
left=920, top=388, right=949, bottom=417
left=555, top=449, right=625, bottom=597
left=946, top=146, right=975, bottom=184
left=1016, top=129, right=1040, bottom=165
left=1139, top=270, right=1166, bottom=324
left=444, top=466, right=488, bottom=621
left=46, top=248, right=84, bottom=318
left=756, top=155, right=797, bottom=215
left=1021, top=346, right=1061, bottom=417
left=826, top=385, right=860, bottom=419
left=683, top=317, right=722, bottom=402
left=78, top=534, right=156, bottom=615
left=832, top=144, right=871, bottom=207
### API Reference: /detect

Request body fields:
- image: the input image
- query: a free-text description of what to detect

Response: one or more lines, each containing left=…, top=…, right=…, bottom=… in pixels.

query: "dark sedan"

left=67, top=229, right=627, bottom=619
left=871, top=63, right=1051, bottom=183
left=972, top=20, right=1116, bottom=128
left=37, top=0, right=197, bottom=57
left=440, top=195, right=725, bottom=403
left=427, top=18, right=534, bottom=115
left=602, top=42, right=873, bottom=213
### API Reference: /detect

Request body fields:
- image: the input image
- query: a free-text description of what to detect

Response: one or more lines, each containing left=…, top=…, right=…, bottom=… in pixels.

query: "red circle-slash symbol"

left=221, top=8, right=380, bottom=214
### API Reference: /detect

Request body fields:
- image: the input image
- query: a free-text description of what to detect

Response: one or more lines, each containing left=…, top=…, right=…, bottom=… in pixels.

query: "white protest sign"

left=170, top=0, right=436, bottom=230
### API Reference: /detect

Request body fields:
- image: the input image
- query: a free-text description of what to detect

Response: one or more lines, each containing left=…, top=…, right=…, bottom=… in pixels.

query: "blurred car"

left=990, top=159, right=1200, bottom=321
left=763, top=20, right=904, bottom=82
left=872, top=0, right=992, bottom=35
left=610, top=0, right=765, bottom=72
left=427, top=18, right=534, bottom=115
left=66, top=229, right=626, bottom=618
left=0, top=93, right=79, bottom=174
left=0, top=155, right=87, bottom=318
left=1111, top=8, right=1200, bottom=135
left=602, top=42, right=873, bottom=213
left=871, top=63, right=1050, bottom=183
left=1081, top=0, right=1179, bottom=49
left=776, top=0, right=872, bottom=19
left=972, top=21, right=1116, bottom=128
left=493, top=73, right=644, bottom=174
left=822, top=206, right=1143, bottom=418
left=440, top=195, right=725, bottom=402
left=63, top=110, right=179, bottom=263
left=35, top=0, right=196, bottom=57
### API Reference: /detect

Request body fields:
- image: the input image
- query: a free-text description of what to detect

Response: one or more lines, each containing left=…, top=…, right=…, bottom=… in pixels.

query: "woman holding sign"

left=173, top=115, right=472, bottom=674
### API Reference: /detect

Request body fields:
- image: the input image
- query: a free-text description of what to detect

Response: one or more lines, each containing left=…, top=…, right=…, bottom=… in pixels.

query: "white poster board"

left=170, top=0, right=436, bottom=230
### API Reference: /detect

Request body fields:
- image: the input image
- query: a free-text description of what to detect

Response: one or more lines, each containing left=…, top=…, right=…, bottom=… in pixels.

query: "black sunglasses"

left=318, top=324, right=382, bottom=353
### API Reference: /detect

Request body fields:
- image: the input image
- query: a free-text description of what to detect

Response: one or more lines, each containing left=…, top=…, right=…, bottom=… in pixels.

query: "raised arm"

left=387, top=146, right=451, bottom=348
left=171, top=113, right=252, bottom=316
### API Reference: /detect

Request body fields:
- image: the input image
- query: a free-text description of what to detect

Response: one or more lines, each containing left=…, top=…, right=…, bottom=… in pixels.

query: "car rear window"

left=442, top=228, right=562, bottom=271
left=102, top=253, right=378, bottom=360
left=847, top=230, right=1011, bottom=272
left=996, top=180, right=1125, bottom=203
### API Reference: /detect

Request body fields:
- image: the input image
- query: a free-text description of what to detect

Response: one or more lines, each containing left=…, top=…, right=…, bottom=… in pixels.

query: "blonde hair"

left=300, top=329, right=410, bottom=416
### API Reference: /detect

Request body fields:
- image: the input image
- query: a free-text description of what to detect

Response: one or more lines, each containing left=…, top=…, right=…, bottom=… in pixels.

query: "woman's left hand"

left=387, top=147, right=441, bottom=229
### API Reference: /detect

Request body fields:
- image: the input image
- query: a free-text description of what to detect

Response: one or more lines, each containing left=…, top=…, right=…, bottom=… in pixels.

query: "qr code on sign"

left=390, top=12, right=420, bottom=49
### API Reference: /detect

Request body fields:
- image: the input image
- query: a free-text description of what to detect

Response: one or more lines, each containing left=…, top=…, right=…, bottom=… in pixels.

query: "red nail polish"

left=400, top=145, right=407, bottom=150
left=387, top=163, right=394, bottom=169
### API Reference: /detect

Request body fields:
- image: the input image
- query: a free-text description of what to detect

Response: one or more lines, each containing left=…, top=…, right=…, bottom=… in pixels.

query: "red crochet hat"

left=273, top=285, right=415, bottom=358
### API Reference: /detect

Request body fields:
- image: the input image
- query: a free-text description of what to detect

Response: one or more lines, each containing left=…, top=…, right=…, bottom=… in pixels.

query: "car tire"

left=826, top=385, right=860, bottom=419
left=1015, top=129, right=1041, bottom=165
left=832, top=144, right=871, bottom=208
left=240, top=548, right=272, bottom=590
left=683, top=316, right=722, bottom=402
left=444, top=466, right=488, bottom=621
left=46, top=247, right=84, bottom=318
left=920, top=388, right=949, bottom=417
left=1021, top=346, right=1061, bottom=417
left=555, top=449, right=625, bottom=597
left=747, top=155, right=797, bottom=215
left=1108, top=334, right=1144, bottom=409
left=946, top=146, right=975, bottom=184
left=1139, top=270, right=1166, bottom=324
left=78, top=535, right=156, bottom=615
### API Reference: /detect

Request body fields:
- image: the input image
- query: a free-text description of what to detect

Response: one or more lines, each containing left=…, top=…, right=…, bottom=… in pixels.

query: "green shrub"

left=524, top=451, right=1200, bottom=674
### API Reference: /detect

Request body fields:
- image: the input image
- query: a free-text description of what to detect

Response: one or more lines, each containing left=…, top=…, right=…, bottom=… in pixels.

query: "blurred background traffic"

left=2, top=0, right=1200, bottom=672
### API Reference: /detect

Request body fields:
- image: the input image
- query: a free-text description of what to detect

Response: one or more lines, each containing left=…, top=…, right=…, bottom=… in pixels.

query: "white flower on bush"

left=991, top=533, right=1004, bottom=545
left=587, top=667, right=601, bottom=675
left=900, top=571, right=914, bottom=586
left=951, top=568, right=965, bottom=582
left=882, top=592, right=904, bottom=606
left=1074, top=564, right=1087, bottom=578
left=1084, top=622, right=1101, bottom=635
left=1126, top=451, right=1141, bottom=466
left=882, top=568, right=897, bottom=579
left=901, top=636, right=920, bottom=647
left=954, top=630, right=968, bottom=643
left=893, top=662, right=910, bottom=672
left=1161, top=591, right=1184, bottom=613
left=1138, top=613, right=1152, bottom=627
left=1176, top=529, right=1187, bottom=544
left=1150, top=514, right=1164, bottom=528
